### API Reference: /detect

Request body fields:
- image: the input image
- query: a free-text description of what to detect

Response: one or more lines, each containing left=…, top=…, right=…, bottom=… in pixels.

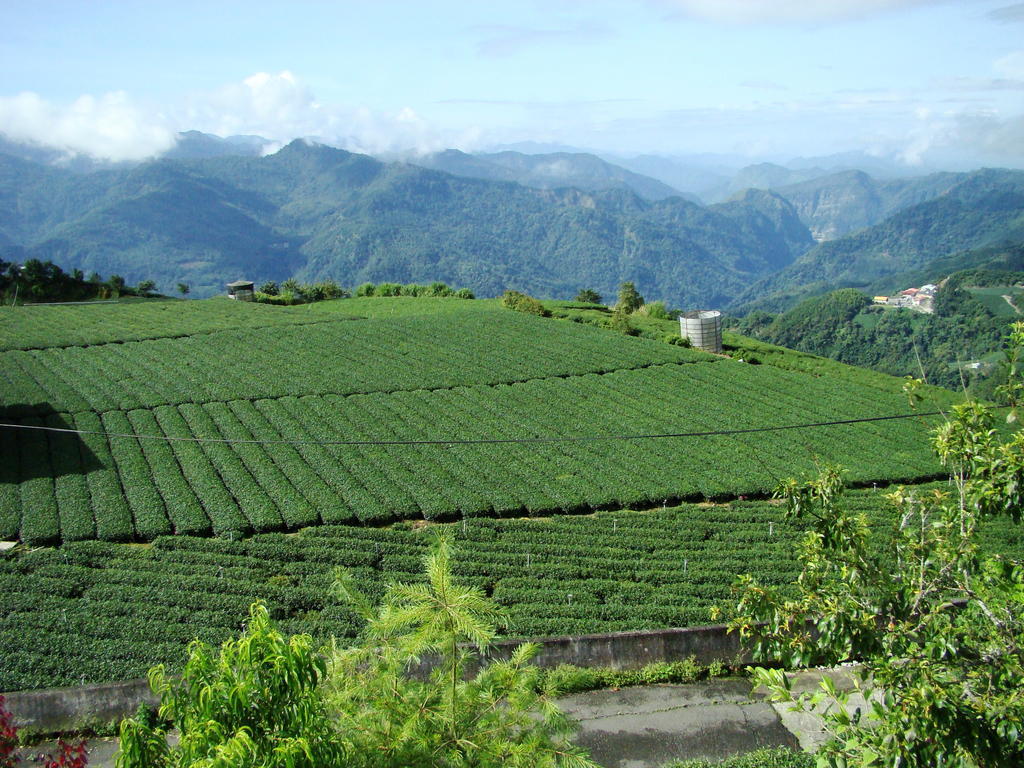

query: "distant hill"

left=162, top=131, right=271, bottom=160
left=731, top=169, right=1024, bottom=313
left=772, top=169, right=963, bottom=241
left=407, top=149, right=688, bottom=201
left=0, top=140, right=814, bottom=304
left=735, top=270, right=1023, bottom=392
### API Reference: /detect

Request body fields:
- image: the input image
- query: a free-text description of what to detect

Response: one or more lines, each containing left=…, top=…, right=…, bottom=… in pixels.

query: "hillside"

left=732, top=169, right=1024, bottom=313
left=2, top=293, right=1003, bottom=693
left=407, top=149, right=688, bottom=201
left=772, top=169, right=963, bottom=241
left=735, top=274, right=1023, bottom=391
left=0, top=141, right=816, bottom=307
left=0, top=295, right=955, bottom=545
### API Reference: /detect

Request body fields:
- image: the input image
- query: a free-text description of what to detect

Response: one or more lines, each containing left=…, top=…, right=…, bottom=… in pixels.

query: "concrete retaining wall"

left=3, top=678, right=158, bottom=736
left=3, top=622, right=750, bottom=735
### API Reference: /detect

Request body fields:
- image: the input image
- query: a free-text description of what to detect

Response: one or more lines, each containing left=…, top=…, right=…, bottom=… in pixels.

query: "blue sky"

left=1, top=0, right=1022, bottom=168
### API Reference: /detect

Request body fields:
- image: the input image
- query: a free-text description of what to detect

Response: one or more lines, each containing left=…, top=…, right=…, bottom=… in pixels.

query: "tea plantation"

left=0, top=295, right=986, bottom=691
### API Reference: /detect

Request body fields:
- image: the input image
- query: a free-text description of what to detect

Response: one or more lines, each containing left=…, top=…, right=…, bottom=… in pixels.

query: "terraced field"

left=1, top=298, right=955, bottom=545
left=0, top=295, right=981, bottom=692
left=4, top=484, right=1022, bottom=692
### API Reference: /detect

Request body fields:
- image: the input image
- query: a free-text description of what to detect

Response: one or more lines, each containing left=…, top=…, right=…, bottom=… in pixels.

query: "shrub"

left=355, top=282, right=376, bottom=297
left=1, top=695, right=18, bottom=768
left=608, top=306, right=639, bottom=335
left=425, top=281, right=453, bottom=297
left=375, top=282, right=402, bottom=297
left=501, top=290, right=550, bottom=317
left=639, top=301, right=670, bottom=320
left=454, top=287, right=475, bottom=299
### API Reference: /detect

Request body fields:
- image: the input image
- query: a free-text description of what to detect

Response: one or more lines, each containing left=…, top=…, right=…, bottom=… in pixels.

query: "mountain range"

left=0, top=130, right=1022, bottom=310
left=0, top=139, right=813, bottom=305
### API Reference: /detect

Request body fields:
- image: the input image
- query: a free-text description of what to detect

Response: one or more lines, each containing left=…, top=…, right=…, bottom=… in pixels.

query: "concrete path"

left=563, top=678, right=799, bottom=767
left=17, top=672, right=859, bottom=767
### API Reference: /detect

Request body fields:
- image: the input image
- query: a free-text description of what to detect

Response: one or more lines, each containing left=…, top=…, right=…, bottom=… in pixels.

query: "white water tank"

left=680, top=310, right=723, bottom=353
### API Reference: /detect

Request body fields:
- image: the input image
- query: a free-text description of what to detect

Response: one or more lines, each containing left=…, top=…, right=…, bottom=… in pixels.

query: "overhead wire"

left=0, top=408, right=957, bottom=447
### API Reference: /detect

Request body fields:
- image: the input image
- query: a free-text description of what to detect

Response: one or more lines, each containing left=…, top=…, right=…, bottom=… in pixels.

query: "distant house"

left=919, top=284, right=938, bottom=295
left=226, top=280, right=255, bottom=301
left=900, top=288, right=919, bottom=297
left=873, top=296, right=889, bottom=304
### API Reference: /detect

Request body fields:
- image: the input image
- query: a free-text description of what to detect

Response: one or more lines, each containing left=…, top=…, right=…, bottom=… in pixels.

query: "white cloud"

left=0, top=71, right=455, bottom=161
left=0, top=90, right=176, bottom=161
left=181, top=70, right=448, bottom=155
left=898, top=109, right=1024, bottom=167
left=655, top=0, right=946, bottom=24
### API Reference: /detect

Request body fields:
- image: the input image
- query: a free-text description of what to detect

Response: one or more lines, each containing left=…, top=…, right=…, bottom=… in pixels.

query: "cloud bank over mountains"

left=1, top=29, right=1023, bottom=171
left=0, top=71, right=448, bottom=163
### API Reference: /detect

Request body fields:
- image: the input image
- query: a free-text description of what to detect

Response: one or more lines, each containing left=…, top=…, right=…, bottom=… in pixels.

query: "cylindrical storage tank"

left=680, top=310, right=723, bottom=353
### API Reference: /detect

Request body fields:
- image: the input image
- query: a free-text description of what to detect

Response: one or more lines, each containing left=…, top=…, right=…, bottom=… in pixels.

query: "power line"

left=0, top=409, right=951, bottom=447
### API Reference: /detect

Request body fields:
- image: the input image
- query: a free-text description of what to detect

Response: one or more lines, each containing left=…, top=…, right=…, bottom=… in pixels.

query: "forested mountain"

left=0, top=140, right=814, bottom=304
left=771, top=169, right=964, bottom=241
left=736, top=272, right=1022, bottom=392
left=732, top=169, right=1024, bottom=313
left=407, top=149, right=687, bottom=201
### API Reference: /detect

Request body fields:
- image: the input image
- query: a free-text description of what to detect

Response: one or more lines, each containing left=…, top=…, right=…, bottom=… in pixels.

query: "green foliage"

left=176, top=283, right=190, bottom=297
left=135, top=280, right=156, bottom=297
left=615, top=281, right=644, bottom=314
left=117, top=602, right=344, bottom=768
left=607, top=306, right=639, bottom=335
left=501, top=289, right=550, bottom=316
left=637, top=300, right=670, bottom=320
left=0, top=258, right=135, bottom=304
left=327, top=537, right=598, bottom=768
left=355, top=282, right=375, bottom=297
left=2, top=481, right=1023, bottom=692
left=542, top=657, right=713, bottom=695
left=0, top=141, right=816, bottom=304
left=735, top=171, right=1024, bottom=312
left=727, top=322, right=1024, bottom=767
left=664, top=747, right=814, bottom=768
left=738, top=282, right=1020, bottom=392
left=574, top=288, right=602, bottom=304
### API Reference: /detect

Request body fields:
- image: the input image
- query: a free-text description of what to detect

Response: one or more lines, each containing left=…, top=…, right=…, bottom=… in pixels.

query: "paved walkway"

left=17, top=670, right=862, bottom=768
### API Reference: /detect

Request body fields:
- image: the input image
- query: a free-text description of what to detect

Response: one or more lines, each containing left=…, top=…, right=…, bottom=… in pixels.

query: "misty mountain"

left=407, top=149, right=688, bottom=202
left=0, top=140, right=814, bottom=306
left=162, top=131, right=272, bottom=160
left=612, top=151, right=941, bottom=204
left=770, top=169, right=964, bottom=241
left=731, top=168, right=1024, bottom=313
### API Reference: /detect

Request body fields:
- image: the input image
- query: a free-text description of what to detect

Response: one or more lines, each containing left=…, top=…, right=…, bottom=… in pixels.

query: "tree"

left=608, top=306, right=639, bottom=336
left=117, top=539, right=597, bottom=768
left=176, top=283, right=190, bottom=296
left=616, top=282, right=644, bottom=314
left=136, top=280, right=156, bottom=297
left=117, top=603, right=345, bottom=768
left=329, top=537, right=598, bottom=768
left=258, top=281, right=278, bottom=296
left=726, top=321, right=1024, bottom=767
left=107, top=275, right=126, bottom=295
left=574, top=288, right=602, bottom=304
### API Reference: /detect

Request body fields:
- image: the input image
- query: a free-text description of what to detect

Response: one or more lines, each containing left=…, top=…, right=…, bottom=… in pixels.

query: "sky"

left=0, top=0, right=1022, bottom=169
